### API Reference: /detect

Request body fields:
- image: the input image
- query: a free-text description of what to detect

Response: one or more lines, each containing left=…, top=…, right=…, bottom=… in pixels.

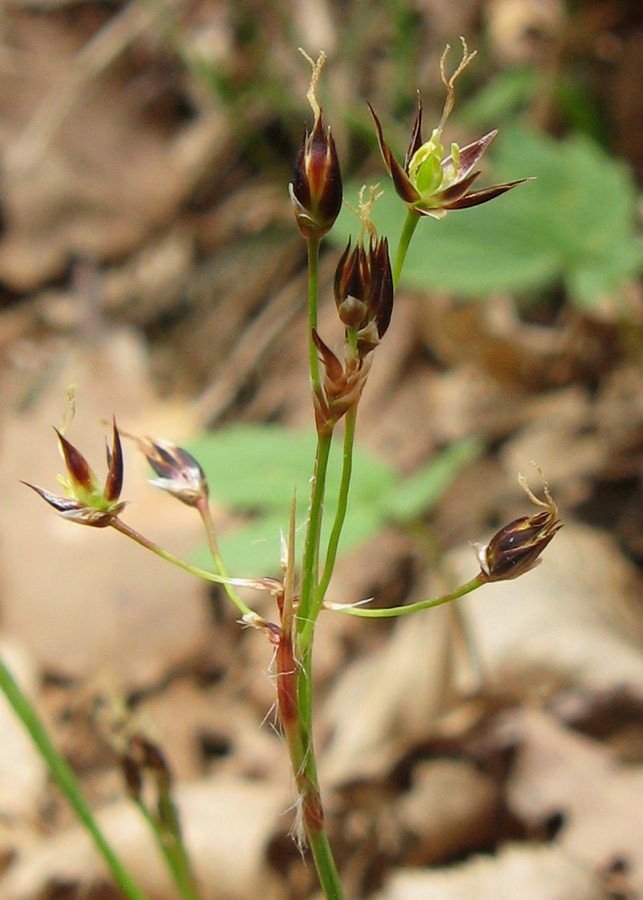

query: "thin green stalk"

left=157, top=788, right=200, bottom=900
left=328, top=573, right=487, bottom=617
left=307, top=236, right=321, bottom=393
left=300, top=406, right=357, bottom=649
left=0, top=657, right=151, bottom=900
left=136, top=801, right=201, bottom=900
left=392, top=208, right=421, bottom=288
left=276, top=499, right=343, bottom=896
left=299, top=228, right=332, bottom=629
left=286, top=226, right=348, bottom=899
left=297, top=431, right=333, bottom=628
left=196, top=497, right=248, bottom=616
left=306, top=803, right=345, bottom=900
left=287, top=727, right=344, bottom=900
left=289, top=642, right=344, bottom=900
left=109, top=518, right=256, bottom=618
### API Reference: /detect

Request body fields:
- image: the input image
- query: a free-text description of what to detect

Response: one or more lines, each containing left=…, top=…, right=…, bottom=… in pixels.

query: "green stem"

left=328, top=573, right=487, bottom=618
left=307, top=236, right=321, bottom=393
left=137, top=801, right=201, bottom=900
left=109, top=518, right=256, bottom=618
left=298, top=229, right=332, bottom=630
left=300, top=406, right=357, bottom=649
left=196, top=497, right=248, bottom=616
left=307, top=806, right=345, bottom=900
left=295, top=641, right=313, bottom=745
left=297, top=431, right=333, bottom=629
left=392, top=208, right=421, bottom=288
left=0, top=657, right=150, bottom=900
left=289, top=208, right=352, bottom=900
left=288, top=643, right=344, bottom=900
left=156, top=790, right=200, bottom=900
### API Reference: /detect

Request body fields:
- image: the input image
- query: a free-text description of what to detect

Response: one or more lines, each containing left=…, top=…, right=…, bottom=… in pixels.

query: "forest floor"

left=0, top=2, right=642, bottom=899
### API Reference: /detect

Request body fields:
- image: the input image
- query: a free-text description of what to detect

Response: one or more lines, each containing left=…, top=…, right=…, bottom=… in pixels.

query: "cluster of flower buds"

left=312, top=221, right=394, bottom=434
left=368, top=40, right=529, bottom=219
left=474, top=467, right=562, bottom=582
left=334, top=234, right=393, bottom=355
left=289, top=51, right=342, bottom=241
left=23, top=419, right=126, bottom=527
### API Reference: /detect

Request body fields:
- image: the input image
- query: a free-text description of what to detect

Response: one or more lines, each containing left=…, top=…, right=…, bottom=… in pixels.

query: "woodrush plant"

left=6, top=42, right=562, bottom=900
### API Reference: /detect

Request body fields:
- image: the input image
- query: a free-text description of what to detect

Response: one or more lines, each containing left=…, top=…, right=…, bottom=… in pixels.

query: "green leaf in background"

left=382, top=437, right=482, bottom=524
left=186, top=425, right=479, bottom=576
left=186, top=425, right=392, bottom=575
left=187, top=424, right=396, bottom=514
left=460, top=70, right=606, bottom=145
left=334, top=126, right=642, bottom=307
left=459, top=68, right=539, bottom=126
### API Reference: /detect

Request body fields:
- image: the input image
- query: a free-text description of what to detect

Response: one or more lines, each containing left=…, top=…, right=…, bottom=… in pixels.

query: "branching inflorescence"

left=16, top=40, right=560, bottom=900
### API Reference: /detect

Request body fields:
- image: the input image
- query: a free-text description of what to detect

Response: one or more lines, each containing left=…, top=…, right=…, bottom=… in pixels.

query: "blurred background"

left=0, top=1, right=642, bottom=898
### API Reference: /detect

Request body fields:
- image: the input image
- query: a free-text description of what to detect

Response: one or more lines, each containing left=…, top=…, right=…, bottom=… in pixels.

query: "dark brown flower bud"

left=290, top=109, right=343, bottom=240
left=333, top=235, right=393, bottom=352
left=474, top=468, right=562, bottom=582
left=289, top=50, right=342, bottom=240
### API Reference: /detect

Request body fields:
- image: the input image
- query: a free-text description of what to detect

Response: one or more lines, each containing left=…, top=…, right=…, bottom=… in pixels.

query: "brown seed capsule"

left=474, top=467, right=562, bottom=582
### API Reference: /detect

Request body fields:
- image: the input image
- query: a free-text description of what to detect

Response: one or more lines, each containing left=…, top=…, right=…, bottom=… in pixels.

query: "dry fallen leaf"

left=0, top=639, right=48, bottom=822
left=0, top=775, right=287, bottom=900
left=320, top=582, right=459, bottom=786
left=455, top=521, right=643, bottom=699
left=504, top=707, right=643, bottom=894
left=137, top=677, right=288, bottom=786
left=0, top=6, right=228, bottom=291
left=375, top=842, right=603, bottom=900
left=390, top=759, right=499, bottom=864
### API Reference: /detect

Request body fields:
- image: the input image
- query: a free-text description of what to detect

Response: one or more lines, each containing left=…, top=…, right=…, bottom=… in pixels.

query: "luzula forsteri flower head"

left=23, top=419, right=126, bottom=527
left=334, top=225, right=394, bottom=355
left=136, top=438, right=209, bottom=508
left=289, top=50, right=342, bottom=240
left=474, top=465, right=562, bottom=582
left=369, top=39, right=530, bottom=219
